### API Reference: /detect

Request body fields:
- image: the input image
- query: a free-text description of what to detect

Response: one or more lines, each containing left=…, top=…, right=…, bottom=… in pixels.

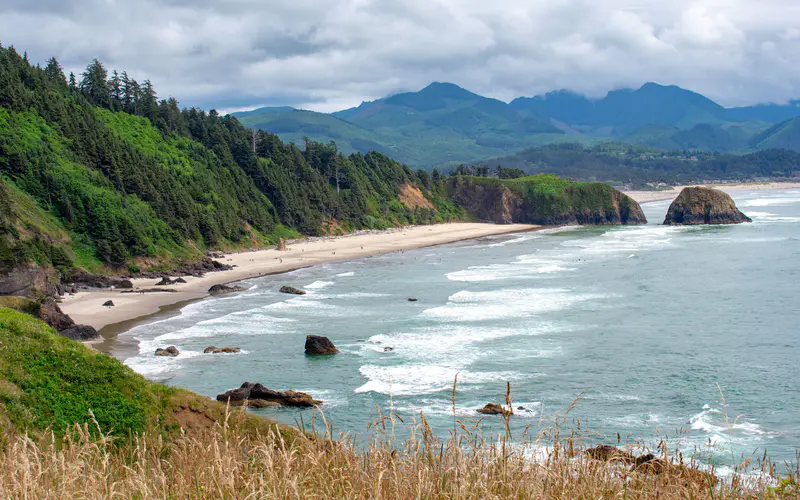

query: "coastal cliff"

left=447, top=175, right=647, bottom=225
left=663, top=187, right=752, bottom=225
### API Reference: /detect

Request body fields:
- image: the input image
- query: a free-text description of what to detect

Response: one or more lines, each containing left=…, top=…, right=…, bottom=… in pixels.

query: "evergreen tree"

left=109, top=70, right=122, bottom=107
left=44, top=57, right=67, bottom=86
left=79, top=59, right=111, bottom=107
left=68, top=72, right=77, bottom=88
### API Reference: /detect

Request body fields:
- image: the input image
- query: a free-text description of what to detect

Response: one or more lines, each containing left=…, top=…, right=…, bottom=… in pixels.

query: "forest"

left=0, top=45, right=462, bottom=273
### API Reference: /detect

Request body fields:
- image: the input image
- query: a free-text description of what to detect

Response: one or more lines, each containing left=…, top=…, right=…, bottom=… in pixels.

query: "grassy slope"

left=0, top=308, right=292, bottom=440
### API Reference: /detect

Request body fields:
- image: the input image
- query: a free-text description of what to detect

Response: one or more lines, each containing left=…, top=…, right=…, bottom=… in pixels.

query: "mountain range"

left=234, top=82, right=800, bottom=168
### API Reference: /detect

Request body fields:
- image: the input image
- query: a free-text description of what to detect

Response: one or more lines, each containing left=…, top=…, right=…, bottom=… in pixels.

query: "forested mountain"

left=237, top=82, right=570, bottom=168
left=0, top=45, right=461, bottom=275
left=478, top=143, right=800, bottom=185
left=236, top=82, right=800, bottom=168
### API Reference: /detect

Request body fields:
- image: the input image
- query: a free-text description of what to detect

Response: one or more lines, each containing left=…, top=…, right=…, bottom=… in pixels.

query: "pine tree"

left=68, top=72, right=77, bottom=88
left=109, top=70, right=122, bottom=107
left=44, top=57, right=67, bottom=86
left=140, top=79, right=158, bottom=119
left=79, top=59, right=111, bottom=107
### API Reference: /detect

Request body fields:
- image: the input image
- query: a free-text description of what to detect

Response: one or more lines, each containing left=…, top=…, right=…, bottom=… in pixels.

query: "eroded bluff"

left=447, top=176, right=647, bottom=226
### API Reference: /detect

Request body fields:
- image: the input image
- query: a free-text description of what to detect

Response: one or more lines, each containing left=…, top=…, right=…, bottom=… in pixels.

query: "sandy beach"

left=60, top=222, right=537, bottom=332
left=624, top=181, right=800, bottom=203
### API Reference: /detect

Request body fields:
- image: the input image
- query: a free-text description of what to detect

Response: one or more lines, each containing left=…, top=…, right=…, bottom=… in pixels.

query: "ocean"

left=120, top=189, right=800, bottom=470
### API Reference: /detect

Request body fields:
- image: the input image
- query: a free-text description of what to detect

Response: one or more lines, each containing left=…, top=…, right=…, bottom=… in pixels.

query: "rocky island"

left=663, top=186, right=752, bottom=225
left=447, top=175, right=647, bottom=226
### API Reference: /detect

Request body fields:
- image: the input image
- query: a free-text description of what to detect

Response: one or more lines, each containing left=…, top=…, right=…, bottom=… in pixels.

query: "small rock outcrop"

left=103, top=300, right=114, bottom=307
left=407, top=298, right=418, bottom=302
left=305, top=335, right=339, bottom=355
left=476, top=403, right=512, bottom=416
left=155, top=346, right=180, bottom=357
left=60, top=324, right=99, bottom=341
left=208, top=284, right=246, bottom=295
left=279, top=285, right=306, bottom=295
left=203, top=346, right=241, bottom=354
left=216, top=382, right=321, bottom=407
left=663, top=187, right=752, bottom=225
left=155, top=276, right=174, bottom=286
left=276, top=238, right=287, bottom=251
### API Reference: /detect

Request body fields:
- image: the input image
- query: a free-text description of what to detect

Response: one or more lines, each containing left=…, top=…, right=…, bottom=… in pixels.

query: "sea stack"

left=663, top=187, right=752, bottom=225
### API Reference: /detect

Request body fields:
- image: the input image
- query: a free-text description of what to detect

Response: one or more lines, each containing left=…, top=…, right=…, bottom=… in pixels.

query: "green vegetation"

left=480, top=142, right=800, bottom=186
left=0, top=45, right=460, bottom=275
left=0, top=307, right=170, bottom=435
left=237, top=82, right=800, bottom=169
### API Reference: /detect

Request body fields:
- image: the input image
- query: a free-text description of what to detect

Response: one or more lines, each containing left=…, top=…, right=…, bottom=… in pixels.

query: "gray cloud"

left=2, top=0, right=799, bottom=111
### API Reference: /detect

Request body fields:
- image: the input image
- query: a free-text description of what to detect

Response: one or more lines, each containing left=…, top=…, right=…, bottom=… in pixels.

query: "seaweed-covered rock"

left=280, top=285, right=306, bottom=295
left=664, top=187, right=752, bottom=225
left=304, top=335, right=339, bottom=355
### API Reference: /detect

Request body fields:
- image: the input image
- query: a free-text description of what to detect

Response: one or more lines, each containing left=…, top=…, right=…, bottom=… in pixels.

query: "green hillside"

left=749, top=117, right=800, bottom=151
left=0, top=45, right=462, bottom=275
left=479, top=142, right=800, bottom=185
left=237, top=82, right=800, bottom=168
left=0, top=306, right=292, bottom=439
left=237, top=82, right=574, bottom=168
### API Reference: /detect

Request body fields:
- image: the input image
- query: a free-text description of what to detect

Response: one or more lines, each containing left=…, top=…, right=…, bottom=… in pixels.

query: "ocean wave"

left=688, top=405, right=771, bottom=443
left=422, top=288, right=610, bottom=322
left=336, top=271, right=356, bottom=277
left=739, top=196, right=800, bottom=207
left=355, top=364, right=526, bottom=396
left=305, top=280, right=335, bottom=290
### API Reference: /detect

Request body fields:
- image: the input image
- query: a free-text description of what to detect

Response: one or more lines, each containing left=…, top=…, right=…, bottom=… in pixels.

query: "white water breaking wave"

left=688, top=405, right=773, bottom=447
left=561, top=225, right=679, bottom=255
left=447, top=255, right=576, bottom=283
left=739, top=196, right=800, bottom=207
left=355, top=365, right=527, bottom=395
left=305, top=280, right=335, bottom=290
left=422, top=288, right=610, bottom=322
left=336, top=271, right=356, bottom=277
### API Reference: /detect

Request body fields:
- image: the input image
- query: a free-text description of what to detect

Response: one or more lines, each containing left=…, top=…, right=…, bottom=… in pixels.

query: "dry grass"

left=0, top=400, right=795, bottom=499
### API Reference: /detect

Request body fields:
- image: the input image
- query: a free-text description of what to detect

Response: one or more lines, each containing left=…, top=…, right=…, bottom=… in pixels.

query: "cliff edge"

left=663, top=187, right=752, bottom=225
left=447, top=175, right=647, bottom=226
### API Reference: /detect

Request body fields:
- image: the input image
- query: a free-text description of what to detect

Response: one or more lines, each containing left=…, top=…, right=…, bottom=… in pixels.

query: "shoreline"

left=61, top=222, right=539, bottom=348
left=624, top=181, right=800, bottom=204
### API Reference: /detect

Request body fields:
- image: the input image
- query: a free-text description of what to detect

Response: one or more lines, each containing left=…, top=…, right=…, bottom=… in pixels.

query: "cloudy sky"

left=2, top=0, right=800, bottom=112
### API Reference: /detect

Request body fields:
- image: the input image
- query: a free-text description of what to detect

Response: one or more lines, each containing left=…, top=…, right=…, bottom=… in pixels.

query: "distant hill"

left=477, top=143, right=800, bottom=185
left=234, top=82, right=800, bottom=168
left=748, top=117, right=800, bottom=151
left=510, top=83, right=730, bottom=133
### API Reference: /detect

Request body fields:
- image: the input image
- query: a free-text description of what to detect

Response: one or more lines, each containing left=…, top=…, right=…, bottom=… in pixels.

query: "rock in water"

left=208, top=284, right=246, bottom=295
left=476, top=403, right=512, bottom=416
left=155, top=346, right=180, bottom=357
left=204, top=346, right=241, bottom=354
left=217, top=382, right=322, bottom=407
left=102, top=300, right=114, bottom=307
left=663, top=187, right=752, bottom=225
left=407, top=298, right=418, bottom=302
left=305, top=335, right=339, bottom=355
left=280, top=285, right=306, bottom=295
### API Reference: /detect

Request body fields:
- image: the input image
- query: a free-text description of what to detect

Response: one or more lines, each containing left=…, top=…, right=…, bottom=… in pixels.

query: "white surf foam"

left=336, top=271, right=356, bottom=277
left=422, top=288, right=610, bottom=322
left=355, top=364, right=526, bottom=395
left=739, top=196, right=800, bottom=207
left=305, top=280, right=335, bottom=290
